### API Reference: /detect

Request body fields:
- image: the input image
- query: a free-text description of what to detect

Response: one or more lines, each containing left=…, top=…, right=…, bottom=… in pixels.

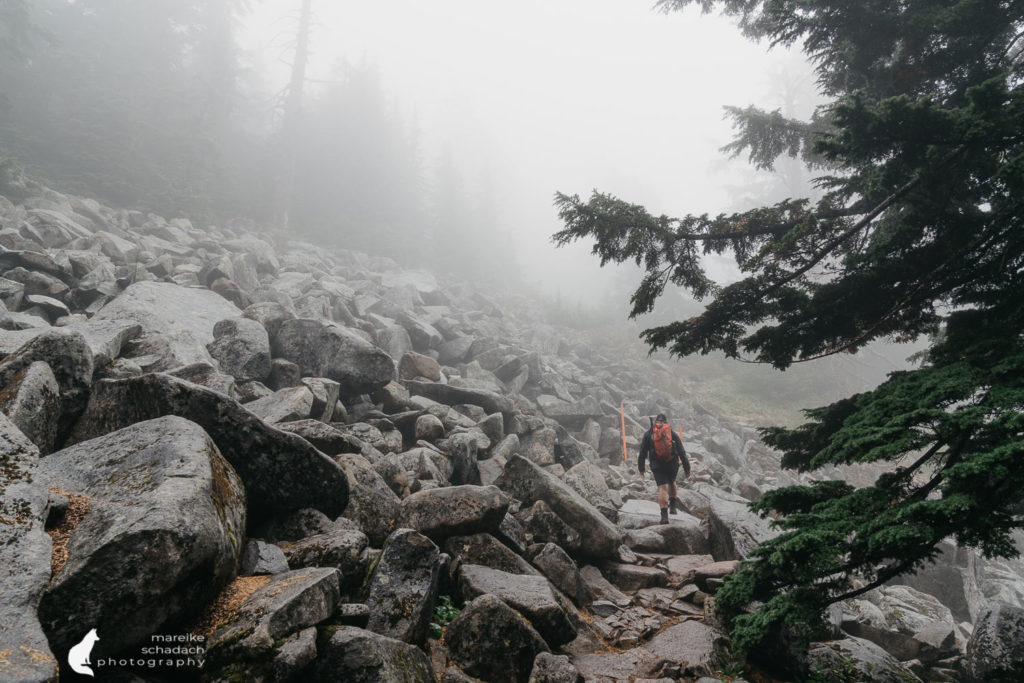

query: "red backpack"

left=652, top=422, right=675, bottom=462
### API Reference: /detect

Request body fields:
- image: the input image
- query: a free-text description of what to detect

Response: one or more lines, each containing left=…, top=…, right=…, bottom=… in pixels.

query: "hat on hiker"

left=655, top=413, right=667, bottom=422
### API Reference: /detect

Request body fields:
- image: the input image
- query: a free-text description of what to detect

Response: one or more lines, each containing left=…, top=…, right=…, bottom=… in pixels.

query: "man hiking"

left=638, top=413, right=691, bottom=524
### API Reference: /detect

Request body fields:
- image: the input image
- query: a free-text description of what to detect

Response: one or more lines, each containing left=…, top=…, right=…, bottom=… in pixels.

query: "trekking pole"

left=620, top=402, right=627, bottom=462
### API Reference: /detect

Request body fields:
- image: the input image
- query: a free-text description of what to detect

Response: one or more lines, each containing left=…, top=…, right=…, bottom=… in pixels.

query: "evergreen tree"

left=554, top=0, right=1024, bottom=666
left=0, top=0, right=252, bottom=218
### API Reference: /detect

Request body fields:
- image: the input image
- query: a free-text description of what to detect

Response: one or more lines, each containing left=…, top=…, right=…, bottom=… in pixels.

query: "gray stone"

left=272, top=318, right=394, bottom=396
left=808, top=636, right=923, bottom=683
left=301, top=376, right=340, bottom=422
left=258, top=508, right=337, bottom=543
left=416, top=413, right=446, bottom=441
left=281, top=529, right=369, bottom=596
left=311, top=625, right=436, bottom=683
left=207, top=316, right=271, bottom=382
left=399, top=351, right=442, bottom=381
left=0, top=328, right=93, bottom=443
left=241, top=301, right=294, bottom=345
left=645, top=620, right=731, bottom=679
left=446, top=594, right=550, bottom=683
left=518, top=500, right=581, bottom=552
left=528, top=653, right=583, bottom=683
left=205, top=568, right=341, bottom=679
left=336, top=452, right=401, bottom=547
left=397, top=484, right=510, bottom=541
left=404, top=379, right=515, bottom=420
left=244, top=386, right=314, bottom=424
left=37, top=416, right=245, bottom=660
left=67, top=373, right=349, bottom=520
left=705, top=489, right=779, bottom=560
left=0, top=360, right=60, bottom=453
left=276, top=419, right=358, bottom=456
left=458, top=564, right=577, bottom=647
left=366, top=529, right=442, bottom=646
left=0, top=413, right=59, bottom=683
left=964, top=602, right=1024, bottom=682
left=92, top=280, right=240, bottom=370
left=444, top=533, right=539, bottom=576
left=267, top=357, right=302, bottom=389
left=497, top=455, right=623, bottom=559
left=531, top=542, right=594, bottom=607
left=241, top=539, right=290, bottom=575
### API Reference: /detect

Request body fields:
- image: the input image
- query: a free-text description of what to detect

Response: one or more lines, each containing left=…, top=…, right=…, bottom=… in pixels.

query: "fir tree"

left=553, top=0, right=1024, bottom=665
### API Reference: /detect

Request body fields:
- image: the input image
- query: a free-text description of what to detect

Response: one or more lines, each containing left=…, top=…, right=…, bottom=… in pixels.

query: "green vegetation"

left=554, top=0, right=1024, bottom=672
left=428, top=595, right=460, bottom=639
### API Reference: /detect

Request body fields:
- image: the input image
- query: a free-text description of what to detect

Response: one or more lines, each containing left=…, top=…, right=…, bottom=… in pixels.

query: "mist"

left=239, top=0, right=820, bottom=298
left=0, top=0, right=913, bottom=419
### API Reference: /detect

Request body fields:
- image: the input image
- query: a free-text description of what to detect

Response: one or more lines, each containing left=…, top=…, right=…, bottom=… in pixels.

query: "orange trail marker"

left=620, top=403, right=628, bottom=462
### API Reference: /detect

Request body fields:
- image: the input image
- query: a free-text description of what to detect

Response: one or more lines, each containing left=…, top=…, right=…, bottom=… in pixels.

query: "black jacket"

left=638, top=427, right=690, bottom=473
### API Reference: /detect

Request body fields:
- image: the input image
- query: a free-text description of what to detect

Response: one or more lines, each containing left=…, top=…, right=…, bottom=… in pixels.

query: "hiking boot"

left=672, top=496, right=684, bottom=514
left=660, top=508, right=669, bottom=525
left=669, top=498, right=678, bottom=515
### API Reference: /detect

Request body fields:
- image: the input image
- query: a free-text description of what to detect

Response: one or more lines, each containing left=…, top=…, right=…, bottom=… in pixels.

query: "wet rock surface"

left=0, top=184, right=1018, bottom=682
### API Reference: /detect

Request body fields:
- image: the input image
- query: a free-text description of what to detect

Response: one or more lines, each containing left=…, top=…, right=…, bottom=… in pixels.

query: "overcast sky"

left=242, top=1, right=821, bottom=301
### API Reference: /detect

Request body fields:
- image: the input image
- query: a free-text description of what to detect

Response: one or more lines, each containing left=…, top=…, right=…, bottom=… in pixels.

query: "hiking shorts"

left=650, top=460, right=679, bottom=486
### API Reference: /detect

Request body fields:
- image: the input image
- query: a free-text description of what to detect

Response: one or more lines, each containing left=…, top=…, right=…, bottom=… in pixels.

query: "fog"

left=240, top=0, right=820, bottom=301
left=0, top=0, right=916, bottom=413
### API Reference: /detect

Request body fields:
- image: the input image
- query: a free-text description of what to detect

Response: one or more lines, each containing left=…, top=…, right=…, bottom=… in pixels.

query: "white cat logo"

left=68, top=628, right=99, bottom=677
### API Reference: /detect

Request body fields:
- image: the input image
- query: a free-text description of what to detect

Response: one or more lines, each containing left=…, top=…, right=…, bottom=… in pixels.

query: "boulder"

left=335, top=452, right=401, bottom=547
left=843, top=585, right=958, bottom=663
left=530, top=543, right=594, bottom=607
left=280, top=529, right=369, bottom=596
left=240, top=539, right=290, bottom=575
left=244, top=386, right=315, bottom=424
left=563, top=461, right=616, bottom=519
left=0, top=414, right=59, bottom=682
left=399, top=351, right=442, bottom=381
left=0, top=360, right=60, bottom=453
left=37, top=416, right=245, bottom=659
left=518, top=500, right=581, bottom=552
left=444, top=533, right=539, bottom=576
left=276, top=419, right=358, bottom=455
left=404, top=379, right=515, bottom=420
left=397, top=484, right=510, bottom=541
left=0, top=328, right=93, bottom=443
left=92, top=280, right=240, bottom=370
left=528, top=653, right=583, bottom=683
left=207, top=317, right=271, bottom=382
left=644, top=620, right=731, bottom=679
left=458, top=564, right=577, bottom=647
left=536, top=394, right=603, bottom=430
left=301, top=377, right=340, bottom=422
left=497, top=455, right=623, bottom=558
left=704, top=488, right=779, bottom=560
left=204, top=568, right=341, bottom=680
left=445, top=594, right=550, bottom=683
left=366, top=529, right=442, bottom=645
left=808, top=636, right=923, bottom=683
left=415, top=413, right=446, bottom=441
left=271, top=318, right=394, bottom=395
left=311, top=625, right=436, bottom=683
left=964, top=601, right=1024, bottom=682
left=67, top=373, right=349, bottom=520
left=241, top=301, right=294, bottom=345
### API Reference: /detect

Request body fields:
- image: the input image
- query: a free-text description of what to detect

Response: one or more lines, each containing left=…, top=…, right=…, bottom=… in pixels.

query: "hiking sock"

left=660, top=507, right=669, bottom=524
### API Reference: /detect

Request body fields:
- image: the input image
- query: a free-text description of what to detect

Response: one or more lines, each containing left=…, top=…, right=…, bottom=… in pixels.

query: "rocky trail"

left=2, top=188, right=1023, bottom=682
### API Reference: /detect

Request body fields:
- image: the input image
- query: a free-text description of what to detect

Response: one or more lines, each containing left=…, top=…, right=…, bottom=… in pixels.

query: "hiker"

left=637, top=413, right=691, bottom=524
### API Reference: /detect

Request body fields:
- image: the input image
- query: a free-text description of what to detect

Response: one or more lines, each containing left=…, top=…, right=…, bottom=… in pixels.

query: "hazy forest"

left=1, top=0, right=1022, bottom=681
